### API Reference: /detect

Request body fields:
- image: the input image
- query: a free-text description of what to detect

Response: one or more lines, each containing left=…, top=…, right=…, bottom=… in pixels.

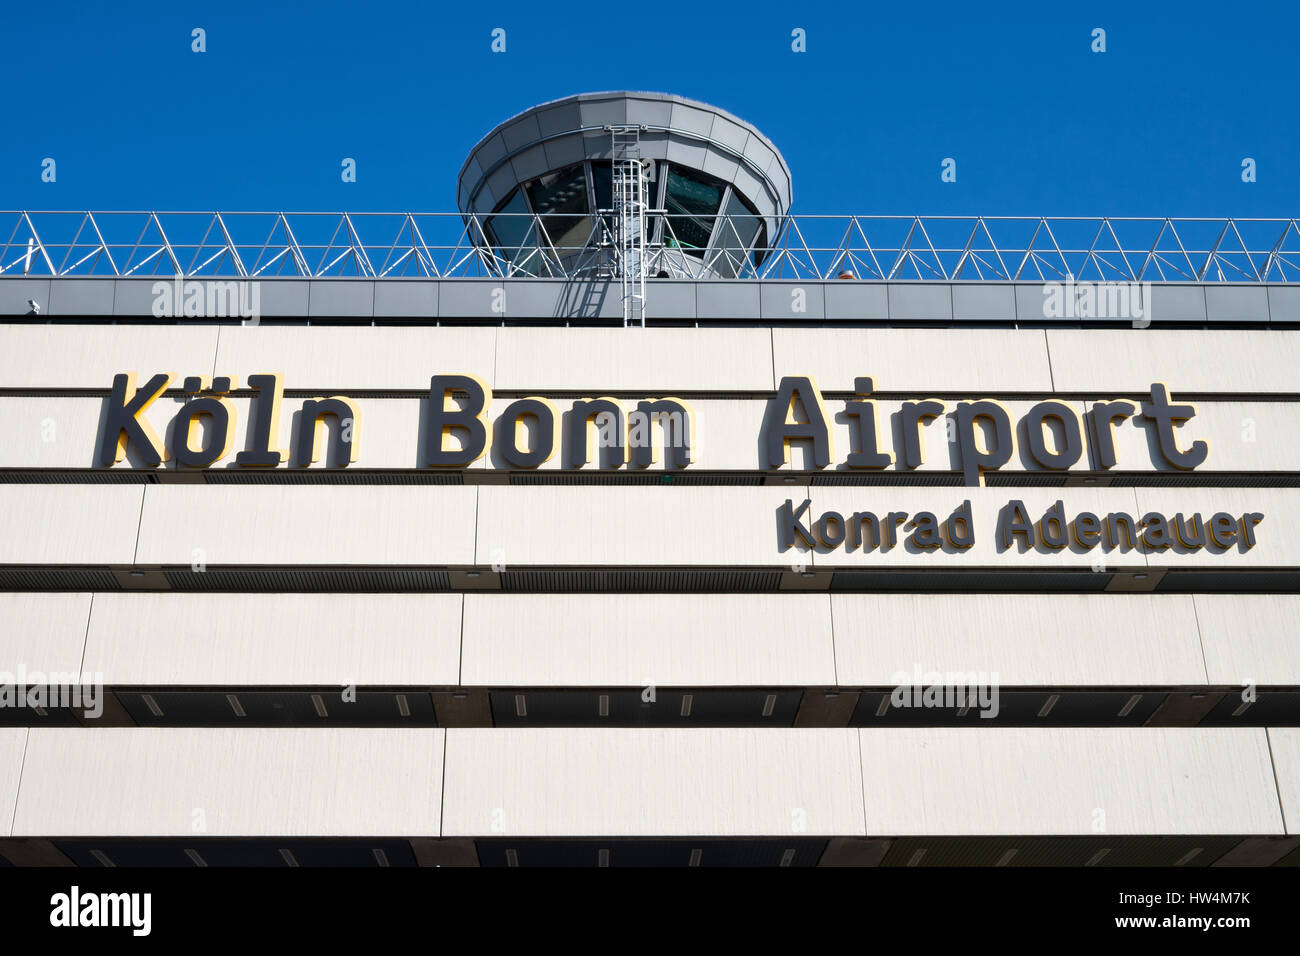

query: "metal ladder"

left=607, top=124, right=648, bottom=327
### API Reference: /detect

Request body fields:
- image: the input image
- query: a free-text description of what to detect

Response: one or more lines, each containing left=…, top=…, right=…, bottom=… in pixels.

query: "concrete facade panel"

left=1130, top=487, right=1297, bottom=568
left=12, top=728, right=444, bottom=837
left=0, top=278, right=49, bottom=317
left=951, top=283, right=1017, bottom=322
left=492, top=327, right=772, bottom=391
left=772, top=328, right=1053, bottom=393
left=0, top=324, right=219, bottom=390
left=859, top=728, right=1283, bottom=835
left=83, top=593, right=462, bottom=686
left=133, top=485, right=478, bottom=566
left=372, top=281, right=439, bottom=318
left=833, top=593, right=1206, bottom=686
left=887, top=284, right=953, bottom=321
left=1266, top=728, right=1300, bottom=834
left=461, top=593, right=834, bottom=686
left=0, top=730, right=27, bottom=837
left=1267, top=286, right=1300, bottom=325
left=0, top=485, right=142, bottom=565
left=474, top=485, right=793, bottom=567
left=47, top=279, right=115, bottom=316
left=0, top=593, right=92, bottom=677
left=1194, top=594, right=1300, bottom=686
left=1095, top=398, right=1300, bottom=472
left=1205, top=285, right=1270, bottom=324
left=1047, top=329, right=1300, bottom=393
left=442, top=728, right=865, bottom=836
left=213, top=325, right=497, bottom=390
left=1147, top=285, right=1207, bottom=323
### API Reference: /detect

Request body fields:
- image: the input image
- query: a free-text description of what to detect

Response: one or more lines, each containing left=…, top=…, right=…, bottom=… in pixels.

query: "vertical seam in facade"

left=1264, top=729, right=1289, bottom=834
left=457, top=593, right=465, bottom=687
left=491, top=324, right=500, bottom=391
left=8, top=728, right=30, bottom=838
left=77, top=592, right=95, bottom=678
left=855, top=727, right=869, bottom=838
left=130, top=484, right=146, bottom=565
left=767, top=326, right=776, bottom=391
left=1042, top=328, right=1056, bottom=392
left=1188, top=594, right=1212, bottom=685
left=826, top=592, right=839, bottom=688
left=471, top=485, right=480, bottom=566
left=438, top=729, right=449, bottom=839
left=211, top=324, right=221, bottom=380
left=1129, top=486, right=1145, bottom=574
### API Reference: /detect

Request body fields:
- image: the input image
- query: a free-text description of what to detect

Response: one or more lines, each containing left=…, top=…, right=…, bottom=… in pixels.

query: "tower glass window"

left=711, top=190, right=766, bottom=276
left=485, top=188, right=543, bottom=275
left=524, top=163, right=592, bottom=255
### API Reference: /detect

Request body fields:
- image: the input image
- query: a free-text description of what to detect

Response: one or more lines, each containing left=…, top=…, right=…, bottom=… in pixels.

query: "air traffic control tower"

left=457, top=91, right=792, bottom=322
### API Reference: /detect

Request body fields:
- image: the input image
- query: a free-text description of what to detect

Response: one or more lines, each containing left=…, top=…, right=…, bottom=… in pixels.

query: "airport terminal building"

left=0, top=92, right=1298, bottom=867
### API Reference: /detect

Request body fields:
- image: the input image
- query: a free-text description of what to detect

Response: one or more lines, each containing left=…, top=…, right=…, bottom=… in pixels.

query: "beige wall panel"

left=1266, top=728, right=1300, bottom=835
left=12, top=728, right=444, bottom=837
left=0, top=324, right=219, bottom=390
left=0, top=396, right=106, bottom=468
left=461, top=593, right=834, bottom=686
left=0, top=485, right=142, bottom=564
left=133, top=485, right=477, bottom=565
left=0, top=593, right=92, bottom=675
left=0, top=729, right=28, bottom=837
left=213, top=326, right=498, bottom=390
left=83, top=593, right=461, bottom=685
left=442, top=728, right=865, bottom=836
left=1130, top=487, right=1298, bottom=568
left=1094, top=399, right=1300, bottom=472
left=1047, top=329, right=1300, bottom=394
left=859, top=728, right=1283, bottom=835
left=772, top=329, right=1053, bottom=393
left=474, top=485, right=795, bottom=567
left=833, top=593, right=1206, bottom=686
left=1193, top=595, right=1300, bottom=685
left=493, top=328, right=774, bottom=392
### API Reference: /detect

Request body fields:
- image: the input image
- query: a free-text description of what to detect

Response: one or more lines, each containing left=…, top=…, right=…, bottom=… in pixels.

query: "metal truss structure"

left=2, top=211, right=1299, bottom=283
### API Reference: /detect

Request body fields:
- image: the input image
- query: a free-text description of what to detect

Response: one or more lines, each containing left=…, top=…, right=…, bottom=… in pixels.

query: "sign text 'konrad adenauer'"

left=98, top=373, right=1212, bottom=483
left=778, top=497, right=1263, bottom=557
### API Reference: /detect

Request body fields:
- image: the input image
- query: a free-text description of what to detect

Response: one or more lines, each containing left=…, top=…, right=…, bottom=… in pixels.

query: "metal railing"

left=2, top=211, right=1298, bottom=282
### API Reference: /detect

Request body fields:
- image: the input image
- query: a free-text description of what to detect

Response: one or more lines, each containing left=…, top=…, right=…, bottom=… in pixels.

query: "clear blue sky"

left=3, top=0, right=1296, bottom=217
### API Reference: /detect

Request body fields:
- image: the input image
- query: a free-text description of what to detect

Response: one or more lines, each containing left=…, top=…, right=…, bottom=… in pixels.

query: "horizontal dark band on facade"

left=830, top=569, right=1300, bottom=593
left=2, top=565, right=1299, bottom=593
left=5, top=388, right=1300, bottom=402
left=7, top=688, right=1297, bottom=730
left=6, top=834, right=1293, bottom=868
left=3, top=469, right=1300, bottom=488
left=5, top=315, right=1297, bottom=333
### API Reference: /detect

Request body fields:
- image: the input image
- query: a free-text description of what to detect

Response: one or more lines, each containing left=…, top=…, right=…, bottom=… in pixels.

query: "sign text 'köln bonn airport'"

left=95, top=371, right=1264, bottom=558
